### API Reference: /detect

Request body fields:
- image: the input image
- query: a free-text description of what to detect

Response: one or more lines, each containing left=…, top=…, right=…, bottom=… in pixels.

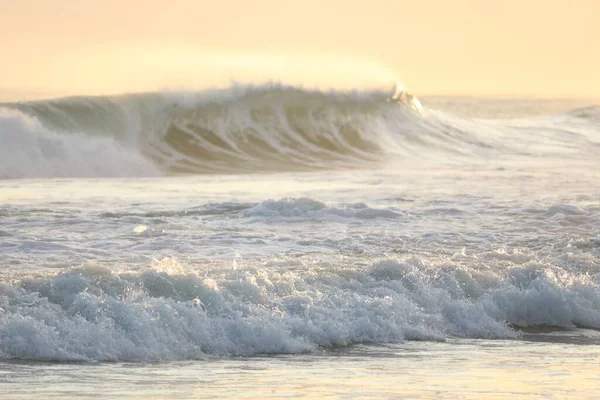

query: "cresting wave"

left=1, top=256, right=599, bottom=361
left=2, top=84, right=599, bottom=179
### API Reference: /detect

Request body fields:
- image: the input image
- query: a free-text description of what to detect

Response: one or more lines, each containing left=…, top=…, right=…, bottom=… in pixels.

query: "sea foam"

left=1, top=256, right=599, bottom=362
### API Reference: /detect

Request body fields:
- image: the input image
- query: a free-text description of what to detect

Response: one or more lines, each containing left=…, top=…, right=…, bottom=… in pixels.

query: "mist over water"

left=2, top=47, right=402, bottom=100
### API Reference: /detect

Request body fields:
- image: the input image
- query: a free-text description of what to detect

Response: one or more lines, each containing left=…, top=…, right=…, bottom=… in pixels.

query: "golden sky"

left=1, top=0, right=599, bottom=98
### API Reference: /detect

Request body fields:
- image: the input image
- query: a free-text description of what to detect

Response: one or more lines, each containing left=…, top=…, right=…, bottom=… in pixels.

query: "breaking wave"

left=1, top=256, right=599, bottom=361
left=1, top=84, right=599, bottom=178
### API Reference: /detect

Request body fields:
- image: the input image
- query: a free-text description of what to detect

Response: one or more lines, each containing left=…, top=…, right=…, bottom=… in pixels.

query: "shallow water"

left=2, top=339, right=600, bottom=399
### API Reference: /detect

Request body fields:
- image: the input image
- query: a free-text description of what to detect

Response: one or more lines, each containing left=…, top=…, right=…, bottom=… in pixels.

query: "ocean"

left=1, top=86, right=599, bottom=398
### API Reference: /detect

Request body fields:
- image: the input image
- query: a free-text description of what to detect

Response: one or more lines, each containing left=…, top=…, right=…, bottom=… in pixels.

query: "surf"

left=1, top=253, right=599, bottom=362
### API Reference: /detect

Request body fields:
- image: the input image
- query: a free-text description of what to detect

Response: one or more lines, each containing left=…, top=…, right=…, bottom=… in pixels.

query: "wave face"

left=2, top=84, right=599, bottom=178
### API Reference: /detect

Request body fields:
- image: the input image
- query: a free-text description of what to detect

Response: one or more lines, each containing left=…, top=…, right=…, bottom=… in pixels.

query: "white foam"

left=1, top=256, right=598, bottom=362
left=0, top=108, right=159, bottom=179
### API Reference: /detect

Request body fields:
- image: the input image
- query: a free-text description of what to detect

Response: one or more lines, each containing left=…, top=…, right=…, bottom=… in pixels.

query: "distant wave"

left=1, top=84, right=598, bottom=179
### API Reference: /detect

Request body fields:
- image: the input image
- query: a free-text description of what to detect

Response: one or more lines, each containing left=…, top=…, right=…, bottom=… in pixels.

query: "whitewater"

left=1, top=84, right=600, bottom=398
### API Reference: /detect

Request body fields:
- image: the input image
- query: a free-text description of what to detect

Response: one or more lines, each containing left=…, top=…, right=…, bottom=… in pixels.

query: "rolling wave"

left=1, top=255, right=599, bottom=361
left=1, top=84, right=598, bottom=178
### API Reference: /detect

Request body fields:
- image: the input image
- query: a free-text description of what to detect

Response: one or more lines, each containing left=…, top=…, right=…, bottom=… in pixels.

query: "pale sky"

left=1, top=0, right=599, bottom=98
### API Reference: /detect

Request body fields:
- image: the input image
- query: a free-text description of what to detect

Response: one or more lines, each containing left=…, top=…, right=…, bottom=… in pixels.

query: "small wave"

left=547, top=204, right=585, bottom=216
left=98, top=198, right=401, bottom=221
left=565, top=105, right=600, bottom=121
left=244, top=198, right=402, bottom=219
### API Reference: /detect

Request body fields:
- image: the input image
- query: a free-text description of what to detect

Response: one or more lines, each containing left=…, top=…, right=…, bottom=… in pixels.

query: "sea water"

left=0, top=88, right=599, bottom=398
